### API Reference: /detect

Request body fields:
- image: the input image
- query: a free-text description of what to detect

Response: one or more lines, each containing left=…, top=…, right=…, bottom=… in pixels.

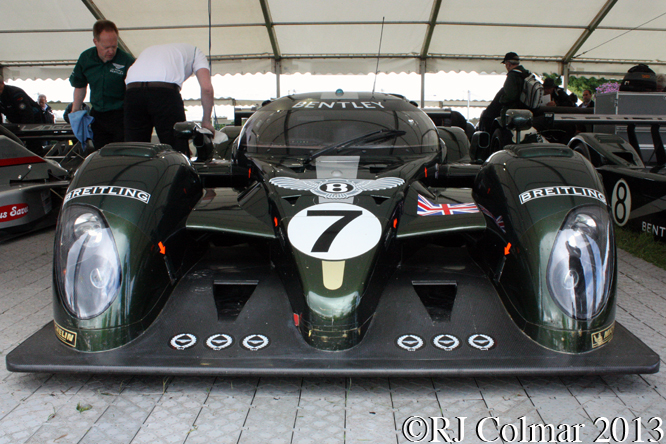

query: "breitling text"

left=64, top=186, right=151, bottom=204
left=519, top=186, right=606, bottom=204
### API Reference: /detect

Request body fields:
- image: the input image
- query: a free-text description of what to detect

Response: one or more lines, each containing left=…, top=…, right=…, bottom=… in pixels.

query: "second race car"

left=0, top=123, right=82, bottom=241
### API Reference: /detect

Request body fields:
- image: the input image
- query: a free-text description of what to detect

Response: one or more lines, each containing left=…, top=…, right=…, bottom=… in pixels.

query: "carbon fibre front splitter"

left=6, top=247, right=660, bottom=376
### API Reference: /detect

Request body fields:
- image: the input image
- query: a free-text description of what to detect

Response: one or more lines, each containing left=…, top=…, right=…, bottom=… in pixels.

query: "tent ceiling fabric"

left=1, top=0, right=666, bottom=80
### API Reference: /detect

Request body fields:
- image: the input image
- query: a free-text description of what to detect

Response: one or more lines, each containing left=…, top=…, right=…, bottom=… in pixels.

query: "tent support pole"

left=563, top=64, right=569, bottom=90
left=420, top=59, right=426, bottom=108
left=274, top=59, right=281, bottom=98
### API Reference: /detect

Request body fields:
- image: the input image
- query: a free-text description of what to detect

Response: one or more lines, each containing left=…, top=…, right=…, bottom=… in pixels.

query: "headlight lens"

left=55, top=205, right=121, bottom=319
left=546, top=205, right=614, bottom=320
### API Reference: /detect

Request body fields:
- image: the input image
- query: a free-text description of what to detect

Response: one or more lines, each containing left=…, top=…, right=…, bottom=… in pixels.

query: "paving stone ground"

left=1, top=228, right=664, bottom=444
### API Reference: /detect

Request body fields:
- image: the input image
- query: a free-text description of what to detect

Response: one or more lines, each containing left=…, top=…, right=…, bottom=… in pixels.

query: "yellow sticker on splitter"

left=592, top=323, right=615, bottom=348
left=54, top=322, right=77, bottom=348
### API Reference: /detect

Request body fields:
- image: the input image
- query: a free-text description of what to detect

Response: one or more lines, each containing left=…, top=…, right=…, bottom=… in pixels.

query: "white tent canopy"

left=2, top=0, right=666, bottom=85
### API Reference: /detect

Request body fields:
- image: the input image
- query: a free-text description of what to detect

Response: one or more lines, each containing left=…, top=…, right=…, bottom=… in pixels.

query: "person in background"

left=0, top=75, right=50, bottom=153
left=579, top=89, right=594, bottom=108
left=569, top=92, right=578, bottom=106
left=36, top=94, right=56, bottom=149
left=0, top=74, right=40, bottom=124
left=543, top=78, right=575, bottom=107
left=37, top=94, right=55, bottom=123
left=69, top=20, right=134, bottom=150
left=498, top=52, right=530, bottom=125
left=123, top=43, right=214, bottom=154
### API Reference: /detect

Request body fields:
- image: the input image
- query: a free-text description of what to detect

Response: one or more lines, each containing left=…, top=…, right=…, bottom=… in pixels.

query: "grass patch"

left=615, top=226, right=666, bottom=270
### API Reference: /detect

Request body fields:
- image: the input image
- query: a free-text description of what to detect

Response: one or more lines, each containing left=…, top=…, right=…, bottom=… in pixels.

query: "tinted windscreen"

left=240, top=103, right=439, bottom=157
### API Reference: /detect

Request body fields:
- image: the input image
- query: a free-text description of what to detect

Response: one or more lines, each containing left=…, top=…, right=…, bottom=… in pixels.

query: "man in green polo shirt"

left=70, top=20, right=134, bottom=150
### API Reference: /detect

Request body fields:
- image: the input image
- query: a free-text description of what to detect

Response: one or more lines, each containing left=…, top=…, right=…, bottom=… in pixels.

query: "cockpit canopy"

left=237, top=92, right=440, bottom=159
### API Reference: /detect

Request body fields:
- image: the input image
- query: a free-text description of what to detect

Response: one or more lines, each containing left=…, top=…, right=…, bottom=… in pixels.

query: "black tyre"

left=490, top=128, right=506, bottom=152
left=571, top=142, right=588, bottom=159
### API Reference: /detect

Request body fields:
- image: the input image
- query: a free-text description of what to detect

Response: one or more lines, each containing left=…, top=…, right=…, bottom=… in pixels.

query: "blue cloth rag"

left=68, top=110, right=94, bottom=150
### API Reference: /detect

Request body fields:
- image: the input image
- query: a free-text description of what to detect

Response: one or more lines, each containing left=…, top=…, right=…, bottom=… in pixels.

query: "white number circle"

left=287, top=203, right=382, bottom=260
left=611, top=179, right=631, bottom=226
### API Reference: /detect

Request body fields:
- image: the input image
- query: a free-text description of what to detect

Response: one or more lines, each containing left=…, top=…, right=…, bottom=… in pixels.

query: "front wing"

left=7, top=245, right=659, bottom=376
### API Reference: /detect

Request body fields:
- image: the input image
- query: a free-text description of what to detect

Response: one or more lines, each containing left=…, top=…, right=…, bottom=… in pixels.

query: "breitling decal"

left=269, top=177, right=404, bottom=200
left=519, top=186, right=606, bottom=205
left=64, top=186, right=151, bottom=204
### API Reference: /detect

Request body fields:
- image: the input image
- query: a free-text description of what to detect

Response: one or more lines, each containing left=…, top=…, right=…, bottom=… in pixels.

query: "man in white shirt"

left=124, top=43, right=215, bottom=154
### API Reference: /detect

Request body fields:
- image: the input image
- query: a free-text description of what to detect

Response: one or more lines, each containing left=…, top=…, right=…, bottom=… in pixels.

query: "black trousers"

left=124, top=87, right=188, bottom=154
left=90, top=108, right=125, bottom=151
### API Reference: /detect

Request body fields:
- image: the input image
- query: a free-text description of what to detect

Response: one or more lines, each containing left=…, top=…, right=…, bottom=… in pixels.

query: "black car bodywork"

left=6, top=92, right=659, bottom=376
left=565, top=115, right=666, bottom=242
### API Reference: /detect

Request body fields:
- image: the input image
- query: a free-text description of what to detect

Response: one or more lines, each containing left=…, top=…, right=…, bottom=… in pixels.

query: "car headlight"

left=546, top=205, right=614, bottom=320
left=55, top=205, right=121, bottom=319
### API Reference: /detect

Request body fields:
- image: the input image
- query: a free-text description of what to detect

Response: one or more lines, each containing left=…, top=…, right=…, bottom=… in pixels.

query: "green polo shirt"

left=69, top=47, right=135, bottom=112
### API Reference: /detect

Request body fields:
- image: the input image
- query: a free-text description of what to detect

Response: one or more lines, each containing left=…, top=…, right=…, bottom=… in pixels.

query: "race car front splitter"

left=7, top=246, right=659, bottom=376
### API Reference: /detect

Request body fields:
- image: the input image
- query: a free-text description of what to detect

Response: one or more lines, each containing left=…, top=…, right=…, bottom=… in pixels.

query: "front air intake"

left=412, top=280, right=457, bottom=322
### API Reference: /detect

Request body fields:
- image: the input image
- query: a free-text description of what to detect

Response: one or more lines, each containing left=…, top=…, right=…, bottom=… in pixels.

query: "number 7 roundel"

left=287, top=203, right=382, bottom=260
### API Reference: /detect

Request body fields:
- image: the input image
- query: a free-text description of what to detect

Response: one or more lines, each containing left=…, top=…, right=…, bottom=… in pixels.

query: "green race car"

left=7, top=92, right=659, bottom=376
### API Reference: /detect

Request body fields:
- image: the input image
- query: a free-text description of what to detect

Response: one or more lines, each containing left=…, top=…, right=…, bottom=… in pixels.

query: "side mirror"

left=173, top=121, right=198, bottom=139
left=470, top=131, right=490, bottom=163
left=173, top=122, right=215, bottom=161
left=506, top=109, right=533, bottom=131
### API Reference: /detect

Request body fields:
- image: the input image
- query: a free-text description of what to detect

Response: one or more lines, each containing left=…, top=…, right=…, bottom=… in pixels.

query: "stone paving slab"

left=1, top=228, right=665, bottom=443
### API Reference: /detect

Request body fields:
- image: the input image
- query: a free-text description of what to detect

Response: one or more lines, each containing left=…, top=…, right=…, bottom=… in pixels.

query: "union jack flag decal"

left=478, top=204, right=506, bottom=232
left=417, top=194, right=479, bottom=216
left=495, top=215, right=505, bottom=231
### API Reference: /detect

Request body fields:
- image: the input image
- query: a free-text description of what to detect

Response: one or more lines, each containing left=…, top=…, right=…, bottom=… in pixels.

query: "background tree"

left=567, top=76, right=617, bottom=98
left=541, top=74, right=617, bottom=98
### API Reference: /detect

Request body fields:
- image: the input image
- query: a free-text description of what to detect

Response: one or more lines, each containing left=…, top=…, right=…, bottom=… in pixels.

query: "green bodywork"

left=53, top=144, right=202, bottom=351
left=51, top=102, right=618, bottom=356
left=471, top=145, right=616, bottom=352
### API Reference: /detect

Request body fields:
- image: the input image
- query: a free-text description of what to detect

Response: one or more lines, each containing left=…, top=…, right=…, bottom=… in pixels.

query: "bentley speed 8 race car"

left=6, top=92, right=659, bottom=376
left=564, top=114, right=666, bottom=243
